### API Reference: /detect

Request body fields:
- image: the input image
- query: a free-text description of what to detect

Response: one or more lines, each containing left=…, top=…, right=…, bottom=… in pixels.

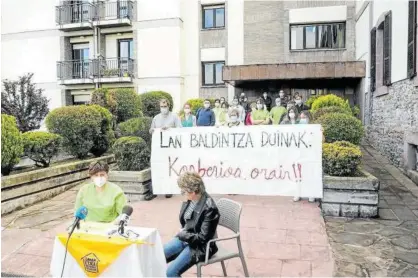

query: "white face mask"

left=263, top=94, right=267, bottom=97
left=93, top=177, right=106, bottom=187
left=184, top=108, right=190, bottom=114
left=215, top=103, right=220, bottom=107
left=204, top=103, right=210, bottom=109
left=279, top=93, right=284, bottom=97
left=257, top=104, right=263, bottom=110
left=233, top=102, right=238, bottom=106
left=230, top=116, right=238, bottom=122
left=161, top=107, right=169, bottom=114
left=289, top=112, right=296, bottom=119
left=276, top=101, right=281, bottom=106
left=299, top=118, right=308, bottom=124
left=295, top=99, right=302, bottom=105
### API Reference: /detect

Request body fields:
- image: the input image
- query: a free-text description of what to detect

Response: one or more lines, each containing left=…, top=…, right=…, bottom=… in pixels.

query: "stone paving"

left=325, top=144, right=418, bottom=277
left=1, top=187, right=332, bottom=277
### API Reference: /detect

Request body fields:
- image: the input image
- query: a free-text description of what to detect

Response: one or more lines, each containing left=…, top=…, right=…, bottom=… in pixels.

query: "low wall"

left=1, top=155, right=115, bottom=215
left=108, top=169, right=151, bottom=202
left=321, top=169, right=380, bottom=218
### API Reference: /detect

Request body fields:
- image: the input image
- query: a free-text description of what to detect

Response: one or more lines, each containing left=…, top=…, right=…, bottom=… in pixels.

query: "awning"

left=223, top=61, right=366, bottom=85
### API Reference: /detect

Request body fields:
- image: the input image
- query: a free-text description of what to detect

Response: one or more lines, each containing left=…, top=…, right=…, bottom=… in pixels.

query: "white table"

left=50, top=222, right=167, bottom=277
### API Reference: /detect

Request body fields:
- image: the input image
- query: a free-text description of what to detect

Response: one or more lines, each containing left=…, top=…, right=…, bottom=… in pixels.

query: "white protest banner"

left=151, top=124, right=323, bottom=198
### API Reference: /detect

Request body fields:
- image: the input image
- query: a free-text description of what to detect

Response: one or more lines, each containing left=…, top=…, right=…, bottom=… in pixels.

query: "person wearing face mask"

left=181, top=103, right=196, bottom=127
left=226, top=109, right=243, bottom=127
left=229, top=97, right=245, bottom=123
left=280, top=106, right=299, bottom=125
left=251, top=99, right=270, bottom=125
left=74, top=161, right=127, bottom=223
left=212, top=99, right=222, bottom=124
left=270, top=98, right=287, bottom=125
left=220, top=97, right=226, bottom=105
left=239, top=93, right=250, bottom=114
left=196, top=99, right=215, bottom=126
left=262, top=92, right=273, bottom=111
left=217, top=102, right=229, bottom=126
left=294, top=94, right=309, bottom=113
left=245, top=102, right=256, bottom=125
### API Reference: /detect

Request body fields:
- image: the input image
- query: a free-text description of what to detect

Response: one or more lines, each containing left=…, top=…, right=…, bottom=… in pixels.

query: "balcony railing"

left=55, top=1, right=134, bottom=25
left=55, top=2, right=95, bottom=25
left=57, top=60, right=93, bottom=80
left=57, top=58, right=135, bottom=81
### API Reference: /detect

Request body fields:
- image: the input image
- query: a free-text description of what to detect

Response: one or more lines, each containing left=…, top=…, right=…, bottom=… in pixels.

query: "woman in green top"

left=75, top=161, right=127, bottom=223
left=212, top=99, right=222, bottom=123
left=217, top=102, right=229, bottom=126
left=270, top=97, right=287, bottom=125
left=180, top=103, right=196, bottom=127
left=251, top=98, right=270, bottom=125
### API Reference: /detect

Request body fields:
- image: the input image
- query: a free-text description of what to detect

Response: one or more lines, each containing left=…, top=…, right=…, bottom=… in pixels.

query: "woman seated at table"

left=74, top=161, right=127, bottom=223
left=164, top=172, right=220, bottom=277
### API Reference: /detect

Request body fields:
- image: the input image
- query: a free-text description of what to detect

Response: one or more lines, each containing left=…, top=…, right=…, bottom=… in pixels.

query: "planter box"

left=1, top=155, right=115, bottom=215
left=321, top=169, right=380, bottom=218
left=108, top=169, right=151, bottom=202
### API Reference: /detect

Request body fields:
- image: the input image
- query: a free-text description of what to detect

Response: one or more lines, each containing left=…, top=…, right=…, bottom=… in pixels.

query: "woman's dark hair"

left=89, top=161, right=109, bottom=176
left=221, top=102, right=229, bottom=109
left=256, top=98, right=265, bottom=105
left=214, top=99, right=220, bottom=103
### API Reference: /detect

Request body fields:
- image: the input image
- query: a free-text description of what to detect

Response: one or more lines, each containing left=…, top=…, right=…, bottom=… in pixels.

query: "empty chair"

left=196, top=198, right=249, bottom=277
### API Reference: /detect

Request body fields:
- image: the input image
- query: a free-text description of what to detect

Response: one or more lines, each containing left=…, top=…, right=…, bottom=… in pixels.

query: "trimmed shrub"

left=352, top=105, right=361, bottom=118
left=46, top=105, right=102, bottom=159
left=323, top=141, right=362, bottom=176
left=117, top=117, right=152, bottom=146
left=185, top=98, right=216, bottom=115
left=113, top=136, right=150, bottom=171
left=1, top=114, right=24, bottom=175
left=91, top=88, right=142, bottom=123
left=312, top=106, right=352, bottom=120
left=89, top=105, right=115, bottom=157
left=140, top=91, right=174, bottom=118
left=310, top=94, right=351, bottom=113
left=22, top=131, right=62, bottom=167
left=305, top=95, right=320, bottom=108
left=315, top=113, right=364, bottom=145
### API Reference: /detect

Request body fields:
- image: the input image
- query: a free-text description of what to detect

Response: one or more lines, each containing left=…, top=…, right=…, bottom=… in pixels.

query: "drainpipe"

left=94, top=25, right=100, bottom=89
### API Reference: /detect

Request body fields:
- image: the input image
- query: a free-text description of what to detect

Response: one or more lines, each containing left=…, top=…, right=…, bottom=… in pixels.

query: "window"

left=408, top=0, right=417, bottom=78
left=72, top=43, right=89, bottom=79
left=290, top=23, right=346, bottom=50
left=370, top=28, right=376, bottom=92
left=202, top=62, right=224, bottom=86
left=203, top=5, right=225, bottom=29
left=118, top=39, right=134, bottom=75
left=383, top=12, right=392, bottom=86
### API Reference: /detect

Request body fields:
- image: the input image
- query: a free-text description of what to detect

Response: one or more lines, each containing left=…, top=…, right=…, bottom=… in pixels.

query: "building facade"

left=1, top=0, right=364, bottom=112
left=355, top=0, right=418, bottom=177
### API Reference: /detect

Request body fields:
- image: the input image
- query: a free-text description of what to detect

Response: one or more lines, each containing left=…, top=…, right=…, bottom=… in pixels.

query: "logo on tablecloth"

left=82, top=253, right=100, bottom=274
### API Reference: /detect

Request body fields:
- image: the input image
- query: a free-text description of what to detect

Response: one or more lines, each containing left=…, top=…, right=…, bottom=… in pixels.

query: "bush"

left=46, top=105, right=102, bottom=159
left=315, top=113, right=364, bottom=145
left=140, top=91, right=174, bottom=118
left=1, top=114, right=24, bottom=175
left=352, top=105, right=361, bottom=118
left=312, top=106, right=352, bottom=120
left=113, top=136, right=150, bottom=171
left=91, top=88, right=142, bottom=123
left=89, top=105, right=115, bottom=157
left=310, top=94, right=351, bottom=113
left=22, top=131, right=62, bottom=167
left=117, top=117, right=152, bottom=146
left=305, top=95, right=320, bottom=108
left=185, top=98, right=216, bottom=115
left=323, top=141, right=362, bottom=176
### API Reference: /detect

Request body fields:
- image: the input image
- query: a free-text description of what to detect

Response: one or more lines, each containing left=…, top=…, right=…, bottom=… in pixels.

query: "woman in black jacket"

left=164, top=172, right=220, bottom=277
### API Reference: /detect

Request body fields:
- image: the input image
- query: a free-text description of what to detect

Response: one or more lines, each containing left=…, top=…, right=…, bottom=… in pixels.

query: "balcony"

left=55, top=2, right=95, bottom=31
left=55, top=1, right=134, bottom=31
left=57, top=58, right=135, bottom=84
left=57, top=60, right=94, bottom=85
left=94, top=1, right=134, bottom=27
left=94, top=57, right=135, bottom=83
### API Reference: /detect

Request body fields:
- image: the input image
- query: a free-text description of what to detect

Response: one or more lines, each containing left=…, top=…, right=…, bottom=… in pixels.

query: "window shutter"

left=383, top=11, right=392, bottom=86
left=370, top=27, right=376, bottom=92
left=407, top=1, right=417, bottom=78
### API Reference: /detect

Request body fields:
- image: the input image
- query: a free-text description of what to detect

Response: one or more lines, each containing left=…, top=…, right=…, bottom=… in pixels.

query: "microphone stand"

left=61, top=220, right=81, bottom=278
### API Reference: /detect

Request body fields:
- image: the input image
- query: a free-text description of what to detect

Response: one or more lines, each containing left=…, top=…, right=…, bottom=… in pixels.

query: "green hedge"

left=305, top=95, right=320, bottom=108
left=117, top=117, right=152, bottom=146
left=90, top=105, right=115, bottom=157
left=140, top=91, right=173, bottom=117
left=91, top=88, right=142, bottom=123
left=113, top=136, right=150, bottom=171
left=310, top=94, right=351, bottom=113
left=323, top=141, right=362, bottom=176
left=315, top=112, right=364, bottom=145
left=1, top=114, right=24, bottom=175
left=22, top=131, right=62, bottom=167
left=46, top=105, right=102, bottom=159
left=312, top=106, right=352, bottom=120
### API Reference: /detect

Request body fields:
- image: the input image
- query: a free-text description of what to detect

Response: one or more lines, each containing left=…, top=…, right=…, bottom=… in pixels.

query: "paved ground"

left=1, top=188, right=332, bottom=277
left=325, top=144, right=418, bottom=277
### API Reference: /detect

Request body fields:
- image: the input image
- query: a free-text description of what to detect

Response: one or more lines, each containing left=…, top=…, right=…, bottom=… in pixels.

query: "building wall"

left=356, top=0, right=418, bottom=168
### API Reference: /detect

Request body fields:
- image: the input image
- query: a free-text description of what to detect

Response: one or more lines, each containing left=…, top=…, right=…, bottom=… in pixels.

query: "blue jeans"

left=164, top=237, right=195, bottom=277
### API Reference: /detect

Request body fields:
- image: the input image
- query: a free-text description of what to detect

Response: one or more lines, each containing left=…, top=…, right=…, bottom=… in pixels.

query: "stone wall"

left=1, top=155, right=115, bottom=215
left=366, top=78, right=418, bottom=168
left=108, top=169, right=151, bottom=202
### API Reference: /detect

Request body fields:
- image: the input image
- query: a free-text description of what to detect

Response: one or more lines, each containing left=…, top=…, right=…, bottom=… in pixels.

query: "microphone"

left=118, top=205, right=133, bottom=235
left=68, top=206, right=88, bottom=237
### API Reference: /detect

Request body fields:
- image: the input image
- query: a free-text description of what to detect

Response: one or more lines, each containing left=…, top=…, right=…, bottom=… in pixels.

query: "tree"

left=1, top=73, right=50, bottom=132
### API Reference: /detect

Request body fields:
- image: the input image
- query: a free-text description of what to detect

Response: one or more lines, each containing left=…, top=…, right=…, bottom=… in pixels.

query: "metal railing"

left=57, top=58, right=135, bottom=80
left=55, top=1, right=134, bottom=25
left=94, top=57, right=135, bottom=78
left=55, top=2, right=95, bottom=25
left=57, top=60, right=93, bottom=80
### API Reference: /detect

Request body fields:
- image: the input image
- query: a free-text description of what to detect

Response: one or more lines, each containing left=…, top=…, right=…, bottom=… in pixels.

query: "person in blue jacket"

left=196, top=99, right=215, bottom=126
